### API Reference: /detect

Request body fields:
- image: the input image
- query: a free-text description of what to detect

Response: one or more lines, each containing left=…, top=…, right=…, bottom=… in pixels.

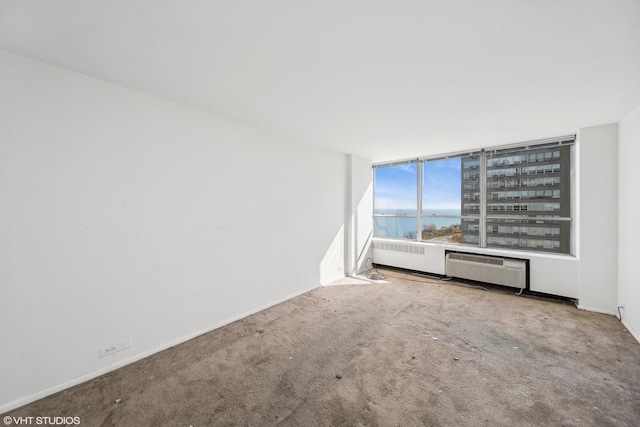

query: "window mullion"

left=480, top=150, right=487, bottom=248
left=416, top=160, right=422, bottom=242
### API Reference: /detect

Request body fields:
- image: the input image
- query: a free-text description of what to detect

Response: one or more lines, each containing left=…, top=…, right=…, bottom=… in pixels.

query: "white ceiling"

left=1, top=0, right=639, bottom=162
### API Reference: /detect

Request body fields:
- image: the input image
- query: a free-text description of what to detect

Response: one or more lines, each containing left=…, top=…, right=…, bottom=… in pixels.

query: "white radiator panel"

left=372, top=241, right=445, bottom=274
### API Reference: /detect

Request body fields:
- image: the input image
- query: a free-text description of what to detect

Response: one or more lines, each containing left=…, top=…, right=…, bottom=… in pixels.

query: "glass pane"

left=460, top=218, right=480, bottom=246
left=421, top=217, right=462, bottom=244
left=459, top=155, right=481, bottom=217
left=374, top=216, right=418, bottom=240
left=486, top=218, right=571, bottom=254
left=422, top=157, right=462, bottom=216
left=486, top=145, right=571, bottom=218
left=419, top=216, right=480, bottom=246
left=374, top=162, right=417, bottom=215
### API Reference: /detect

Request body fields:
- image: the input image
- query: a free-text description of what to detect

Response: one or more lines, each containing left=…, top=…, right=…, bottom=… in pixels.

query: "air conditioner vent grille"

left=373, top=241, right=425, bottom=255
left=448, top=253, right=504, bottom=266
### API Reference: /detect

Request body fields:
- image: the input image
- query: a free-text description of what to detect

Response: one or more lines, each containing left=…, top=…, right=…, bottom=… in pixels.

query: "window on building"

left=372, top=137, right=574, bottom=255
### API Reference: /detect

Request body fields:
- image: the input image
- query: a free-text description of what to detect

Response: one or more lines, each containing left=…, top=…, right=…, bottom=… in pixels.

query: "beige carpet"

left=4, top=268, right=640, bottom=426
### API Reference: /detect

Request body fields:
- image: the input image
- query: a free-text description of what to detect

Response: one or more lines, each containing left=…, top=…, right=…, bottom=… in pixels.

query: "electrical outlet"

left=99, top=338, right=132, bottom=357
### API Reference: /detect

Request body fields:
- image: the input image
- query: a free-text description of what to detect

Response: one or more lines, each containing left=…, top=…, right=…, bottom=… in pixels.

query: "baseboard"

left=0, top=283, right=319, bottom=414
left=621, top=319, right=640, bottom=345
left=575, top=304, right=618, bottom=316
left=324, top=275, right=377, bottom=286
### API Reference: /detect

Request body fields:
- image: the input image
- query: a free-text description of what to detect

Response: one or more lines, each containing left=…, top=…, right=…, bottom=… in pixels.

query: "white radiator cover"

left=372, top=241, right=442, bottom=272
left=445, top=252, right=527, bottom=289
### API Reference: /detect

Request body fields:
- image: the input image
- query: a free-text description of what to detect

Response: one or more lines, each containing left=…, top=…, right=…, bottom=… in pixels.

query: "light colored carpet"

left=4, top=268, right=639, bottom=426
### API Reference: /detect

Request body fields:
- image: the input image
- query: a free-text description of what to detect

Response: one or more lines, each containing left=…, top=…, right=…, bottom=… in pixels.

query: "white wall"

left=619, top=104, right=640, bottom=341
left=0, top=50, right=347, bottom=412
left=577, top=124, right=619, bottom=314
left=345, top=155, right=373, bottom=276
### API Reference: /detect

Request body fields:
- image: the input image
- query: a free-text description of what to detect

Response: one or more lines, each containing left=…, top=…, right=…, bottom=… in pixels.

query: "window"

left=373, top=137, right=574, bottom=255
left=482, top=144, right=571, bottom=253
left=373, top=162, right=418, bottom=239
left=421, top=156, right=479, bottom=245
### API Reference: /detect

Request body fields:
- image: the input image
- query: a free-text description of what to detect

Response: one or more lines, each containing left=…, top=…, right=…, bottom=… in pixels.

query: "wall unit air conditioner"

left=445, top=252, right=527, bottom=289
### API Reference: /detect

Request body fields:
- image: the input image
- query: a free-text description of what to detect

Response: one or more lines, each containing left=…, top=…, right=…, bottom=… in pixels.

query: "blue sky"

left=374, top=163, right=417, bottom=211
left=422, top=158, right=461, bottom=209
left=375, top=159, right=461, bottom=211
